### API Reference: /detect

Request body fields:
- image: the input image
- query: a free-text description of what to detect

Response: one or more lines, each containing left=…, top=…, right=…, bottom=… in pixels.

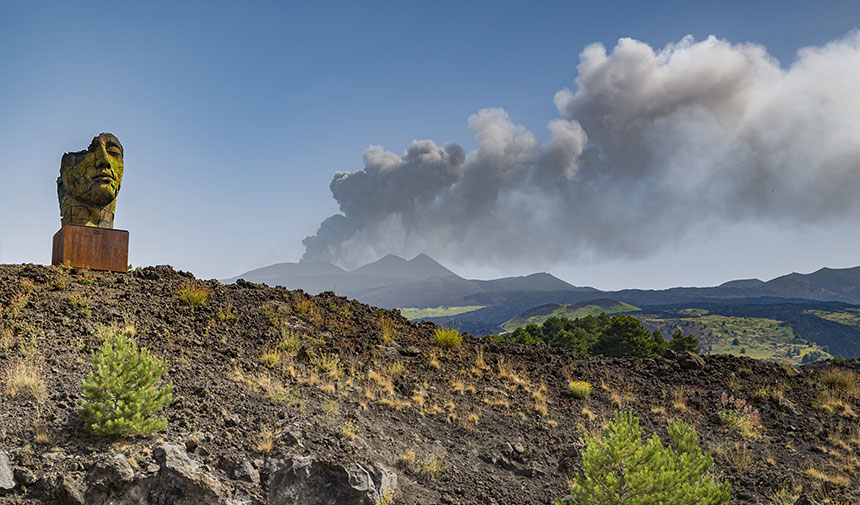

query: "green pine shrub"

left=562, top=411, right=730, bottom=505
left=79, top=328, right=173, bottom=436
left=500, top=314, right=702, bottom=358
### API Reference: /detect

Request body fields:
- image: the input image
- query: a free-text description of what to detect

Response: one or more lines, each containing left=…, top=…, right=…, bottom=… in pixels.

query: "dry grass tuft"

left=428, top=352, right=440, bottom=370
left=672, top=386, right=689, bottom=412
left=380, top=316, right=395, bottom=344
left=497, top=358, right=528, bottom=388
left=450, top=379, right=465, bottom=395
left=4, top=355, right=47, bottom=402
left=581, top=406, right=596, bottom=421
left=340, top=422, right=356, bottom=440
left=805, top=466, right=851, bottom=487
left=255, top=425, right=279, bottom=453
left=260, top=347, right=281, bottom=368
left=310, top=351, right=344, bottom=379
left=368, top=370, right=394, bottom=395
left=819, top=367, right=859, bottom=400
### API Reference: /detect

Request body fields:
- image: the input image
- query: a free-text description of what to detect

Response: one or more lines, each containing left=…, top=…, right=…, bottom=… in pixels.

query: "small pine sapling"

left=563, top=411, right=730, bottom=505
left=79, top=330, right=173, bottom=436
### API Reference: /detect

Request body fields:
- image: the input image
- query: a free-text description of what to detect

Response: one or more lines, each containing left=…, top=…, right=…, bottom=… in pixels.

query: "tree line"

left=491, top=313, right=700, bottom=358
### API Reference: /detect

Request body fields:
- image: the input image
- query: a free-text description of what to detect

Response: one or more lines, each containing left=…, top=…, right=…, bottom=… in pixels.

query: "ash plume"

left=303, top=33, right=860, bottom=268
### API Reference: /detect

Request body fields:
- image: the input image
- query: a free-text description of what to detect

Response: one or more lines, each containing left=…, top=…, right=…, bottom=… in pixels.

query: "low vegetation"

left=177, top=280, right=210, bottom=311
left=434, top=328, right=462, bottom=349
left=79, top=325, right=173, bottom=436
left=1, top=264, right=858, bottom=504
left=399, top=305, right=486, bottom=320
left=642, top=310, right=832, bottom=363
left=716, top=392, right=761, bottom=438
left=3, top=355, right=47, bottom=402
left=495, top=314, right=699, bottom=358
left=562, top=411, right=731, bottom=505
left=568, top=380, right=592, bottom=399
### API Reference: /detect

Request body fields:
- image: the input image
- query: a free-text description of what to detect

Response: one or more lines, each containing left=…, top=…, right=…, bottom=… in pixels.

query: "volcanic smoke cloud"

left=303, top=33, right=860, bottom=268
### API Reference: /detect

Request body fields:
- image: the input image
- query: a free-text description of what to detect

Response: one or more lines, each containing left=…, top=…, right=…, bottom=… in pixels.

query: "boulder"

left=232, top=460, right=260, bottom=485
left=677, top=351, right=705, bottom=370
left=150, top=442, right=230, bottom=504
left=268, top=456, right=396, bottom=505
left=0, top=450, right=15, bottom=491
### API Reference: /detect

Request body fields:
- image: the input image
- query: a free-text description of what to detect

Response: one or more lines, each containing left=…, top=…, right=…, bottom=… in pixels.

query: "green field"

left=806, top=308, right=860, bottom=330
left=640, top=311, right=831, bottom=364
left=399, top=305, right=486, bottom=320
left=501, top=301, right=640, bottom=332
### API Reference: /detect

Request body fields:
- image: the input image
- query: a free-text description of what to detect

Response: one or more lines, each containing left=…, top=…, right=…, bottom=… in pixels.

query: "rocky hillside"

left=0, top=264, right=858, bottom=504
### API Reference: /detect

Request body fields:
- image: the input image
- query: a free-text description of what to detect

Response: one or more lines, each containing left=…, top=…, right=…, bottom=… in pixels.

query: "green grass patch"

left=641, top=313, right=830, bottom=364
left=399, top=306, right=486, bottom=320
left=434, top=328, right=462, bottom=349
left=568, top=380, right=593, bottom=399
left=806, top=308, right=860, bottom=330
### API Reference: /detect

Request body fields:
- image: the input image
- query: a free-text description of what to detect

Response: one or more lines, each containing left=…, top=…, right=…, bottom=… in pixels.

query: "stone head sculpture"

left=58, top=133, right=124, bottom=228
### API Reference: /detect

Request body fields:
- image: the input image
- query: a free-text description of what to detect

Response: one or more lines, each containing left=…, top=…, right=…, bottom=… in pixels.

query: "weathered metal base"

left=52, top=225, right=129, bottom=273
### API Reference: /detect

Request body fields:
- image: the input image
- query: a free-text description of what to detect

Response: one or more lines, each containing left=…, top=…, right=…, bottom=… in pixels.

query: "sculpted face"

left=58, top=133, right=124, bottom=228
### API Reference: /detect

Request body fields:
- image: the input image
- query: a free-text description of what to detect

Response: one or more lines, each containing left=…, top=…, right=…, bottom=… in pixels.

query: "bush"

left=434, top=328, right=462, bottom=349
left=716, top=392, right=760, bottom=438
left=563, top=411, right=730, bottom=505
left=568, top=380, right=592, bottom=399
left=79, top=329, right=173, bottom=436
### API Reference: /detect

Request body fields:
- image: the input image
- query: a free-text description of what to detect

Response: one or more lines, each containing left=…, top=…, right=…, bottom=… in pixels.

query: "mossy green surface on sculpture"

left=58, top=133, right=124, bottom=228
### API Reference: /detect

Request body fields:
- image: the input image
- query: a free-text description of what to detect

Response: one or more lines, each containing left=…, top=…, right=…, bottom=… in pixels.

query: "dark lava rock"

left=678, top=351, right=705, bottom=370
left=794, top=494, right=822, bottom=505
left=268, top=456, right=396, bottom=505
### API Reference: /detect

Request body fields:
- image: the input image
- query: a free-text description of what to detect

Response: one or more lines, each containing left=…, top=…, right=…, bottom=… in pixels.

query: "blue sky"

left=1, top=1, right=859, bottom=290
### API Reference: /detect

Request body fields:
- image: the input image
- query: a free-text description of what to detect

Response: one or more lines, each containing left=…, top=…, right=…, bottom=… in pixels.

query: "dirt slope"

left=0, top=264, right=858, bottom=504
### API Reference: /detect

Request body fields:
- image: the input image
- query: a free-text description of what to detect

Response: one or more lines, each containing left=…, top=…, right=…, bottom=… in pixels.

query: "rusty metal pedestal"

left=52, top=225, right=129, bottom=273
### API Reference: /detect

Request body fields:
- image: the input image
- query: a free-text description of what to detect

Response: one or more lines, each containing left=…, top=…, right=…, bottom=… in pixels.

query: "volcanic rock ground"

left=0, top=264, right=858, bottom=504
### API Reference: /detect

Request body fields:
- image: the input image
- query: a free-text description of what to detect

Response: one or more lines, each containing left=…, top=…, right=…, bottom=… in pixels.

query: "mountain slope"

left=1, top=264, right=858, bottom=504
left=226, top=254, right=460, bottom=297
left=351, top=253, right=456, bottom=280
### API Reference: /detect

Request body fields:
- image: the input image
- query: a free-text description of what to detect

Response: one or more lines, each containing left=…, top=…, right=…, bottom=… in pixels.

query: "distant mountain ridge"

left=227, top=257, right=860, bottom=334
left=225, top=254, right=579, bottom=306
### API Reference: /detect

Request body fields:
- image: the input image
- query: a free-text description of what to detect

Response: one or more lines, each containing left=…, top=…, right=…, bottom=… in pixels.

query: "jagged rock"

left=794, top=494, right=822, bottom=505
left=233, top=460, right=260, bottom=485
left=185, top=431, right=207, bottom=452
left=58, top=473, right=86, bottom=505
left=0, top=450, right=15, bottom=491
left=85, top=452, right=136, bottom=500
left=400, top=345, right=421, bottom=357
left=677, top=351, right=705, bottom=370
left=268, top=457, right=397, bottom=505
left=42, top=450, right=67, bottom=466
left=151, top=442, right=229, bottom=504
left=227, top=489, right=263, bottom=505
left=13, top=466, right=36, bottom=486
